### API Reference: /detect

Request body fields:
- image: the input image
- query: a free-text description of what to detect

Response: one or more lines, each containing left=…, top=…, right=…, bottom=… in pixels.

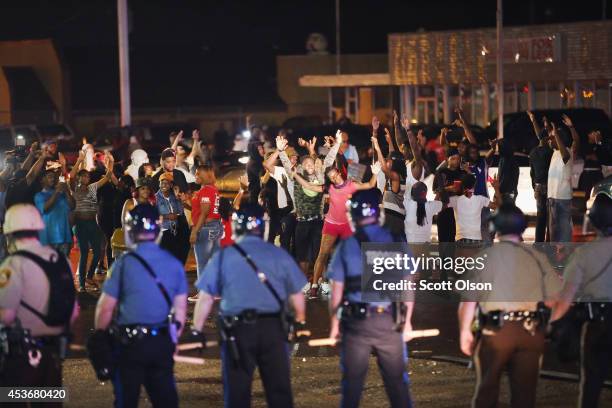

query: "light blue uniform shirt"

left=328, top=224, right=411, bottom=305
left=34, top=189, right=72, bottom=245
left=196, top=235, right=307, bottom=316
left=103, top=242, right=188, bottom=325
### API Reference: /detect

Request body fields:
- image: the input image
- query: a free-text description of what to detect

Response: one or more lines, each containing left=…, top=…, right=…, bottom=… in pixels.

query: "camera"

left=4, top=145, right=28, bottom=165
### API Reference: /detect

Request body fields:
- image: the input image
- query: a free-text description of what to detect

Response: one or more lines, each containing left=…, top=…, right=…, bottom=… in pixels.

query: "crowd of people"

left=0, top=108, right=609, bottom=298
left=0, top=108, right=610, bottom=407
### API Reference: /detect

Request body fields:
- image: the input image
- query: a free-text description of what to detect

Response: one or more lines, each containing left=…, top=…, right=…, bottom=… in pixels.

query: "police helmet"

left=588, top=193, right=612, bottom=236
left=490, top=203, right=527, bottom=236
left=3, top=204, right=45, bottom=235
left=124, top=204, right=161, bottom=246
left=348, top=189, right=382, bottom=228
left=232, top=203, right=267, bottom=238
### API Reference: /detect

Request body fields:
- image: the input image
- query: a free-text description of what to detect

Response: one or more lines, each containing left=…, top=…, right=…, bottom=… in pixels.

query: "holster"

left=339, top=301, right=368, bottom=321
left=217, top=315, right=240, bottom=366
left=392, top=302, right=407, bottom=332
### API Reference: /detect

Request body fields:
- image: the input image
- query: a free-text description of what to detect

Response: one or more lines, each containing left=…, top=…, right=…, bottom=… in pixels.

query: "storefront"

left=298, top=20, right=612, bottom=127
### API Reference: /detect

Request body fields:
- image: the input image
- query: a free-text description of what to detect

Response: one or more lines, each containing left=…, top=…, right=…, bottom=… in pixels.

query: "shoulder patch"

left=0, top=268, right=12, bottom=288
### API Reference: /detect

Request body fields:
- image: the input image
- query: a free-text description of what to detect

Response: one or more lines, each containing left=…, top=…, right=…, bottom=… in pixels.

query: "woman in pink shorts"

left=294, top=162, right=381, bottom=298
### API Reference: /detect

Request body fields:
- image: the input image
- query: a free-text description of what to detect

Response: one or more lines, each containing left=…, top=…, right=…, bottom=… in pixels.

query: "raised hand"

left=58, top=152, right=66, bottom=167
left=333, top=129, right=343, bottom=145
left=175, top=130, right=184, bottom=143
left=526, top=111, right=535, bottom=122
left=490, top=173, right=500, bottom=190
left=371, top=161, right=382, bottom=175
left=372, top=116, right=380, bottom=132
left=239, top=174, right=249, bottom=189
left=384, top=128, right=392, bottom=144
left=371, top=136, right=380, bottom=147
left=276, top=135, right=288, bottom=151
left=307, top=137, right=317, bottom=153
left=561, top=114, right=573, bottom=128
left=401, top=114, right=410, bottom=130
left=393, top=110, right=399, bottom=126
left=77, top=150, right=86, bottom=162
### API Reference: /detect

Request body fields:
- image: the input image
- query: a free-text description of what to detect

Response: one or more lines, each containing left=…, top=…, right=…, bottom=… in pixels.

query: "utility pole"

left=497, top=0, right=504, bottom=138
left=335, top=0, right=341, bottom=75
left=117, top=0, right=131, bottom=126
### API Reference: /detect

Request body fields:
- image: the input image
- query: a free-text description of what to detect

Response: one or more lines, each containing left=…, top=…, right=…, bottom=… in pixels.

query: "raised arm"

left=456, top=108, right=476, bottom=145
left=371, top=136, right=389, bottom=177
left=439, top=127, right=449, bottom=149
left=92, top=153, right=115, bottom=190
left=561, top=114, right=580, bottom=158
left=354, top=162, right=382, bottom=191
left=263, top=136, right=284, bottom=174
left=171, top=130, right=183, bottom=151
left=552, top=122, right=570, bottom=164
left=233, top=175, right=249, bottom=210
left=20, top=142, right=39, bottom=171
left=488, top=174, right=502, bottom=209
left=25, top=151, right=48, bottom=186
left=323, top=130, right=342, bottom=170
left=526, top=111, right=542, bottom=140
left=70, top=150, right=86, bottom=188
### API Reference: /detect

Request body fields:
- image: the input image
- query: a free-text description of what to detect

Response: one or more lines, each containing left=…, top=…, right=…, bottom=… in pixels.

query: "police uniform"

left=0, top=204, right=76, bottom=406
left=100, top=205, right=187, bottom=408
left=328, top=191, right=413, bottom=408
left=563, top=235, right=612, bottom=406
left=464, top=204, right=562, bottom=408
left=195, top=207, right=307, bottom=408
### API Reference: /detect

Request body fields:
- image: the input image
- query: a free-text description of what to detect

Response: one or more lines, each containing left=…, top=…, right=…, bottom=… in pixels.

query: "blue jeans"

left=193, top=220, right=223, bottom=279
left=547, top=198, right=572, bottom=242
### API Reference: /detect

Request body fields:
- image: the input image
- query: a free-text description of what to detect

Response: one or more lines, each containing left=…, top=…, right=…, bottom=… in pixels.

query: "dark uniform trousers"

left=340, top=313, right=412, bottom=408
left=579, top=320, right=612, bottom=408
left=112, top=333, right=178, bottom=408
left=221, top=316, right=293, bottom=408
left=0, top=343, right=62, bottom=408
left=472, top=322, right=545, bottom=408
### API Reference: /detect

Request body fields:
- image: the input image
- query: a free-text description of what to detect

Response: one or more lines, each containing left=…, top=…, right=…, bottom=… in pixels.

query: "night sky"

left=0, top=0, right=608, bottom=110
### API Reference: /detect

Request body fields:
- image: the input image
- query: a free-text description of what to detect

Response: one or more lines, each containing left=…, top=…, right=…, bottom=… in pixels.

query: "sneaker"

left=308, top=285, right=319, bottom=299
left=320, top=281, right=331, bottom=295
left=302, top=282, right=311, bottom=294
left=188, top=294, right=200, bottom=303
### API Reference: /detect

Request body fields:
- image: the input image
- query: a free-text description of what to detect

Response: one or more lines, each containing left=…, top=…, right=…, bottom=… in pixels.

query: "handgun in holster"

left=392, top=302, right=407, bottom=332
left=217, top=315, right=240, bottom=366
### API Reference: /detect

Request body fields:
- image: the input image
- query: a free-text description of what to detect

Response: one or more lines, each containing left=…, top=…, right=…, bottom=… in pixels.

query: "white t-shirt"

left=404, top=199, right=443, bottom=243
left=177, top=166, right=196, bottom=183
left=272, top=166, right=295, bottom=209
left=449, top=195, right=490, bottom=240
left=547, top=150, right=573, bottom=200
left=376, top=171, right=386, bottom=194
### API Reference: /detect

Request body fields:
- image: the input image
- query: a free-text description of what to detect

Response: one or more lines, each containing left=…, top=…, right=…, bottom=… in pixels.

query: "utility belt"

left=109, top=323, right=170, bottom=346
left=339, top=301, right=407, bottom=332
left=217, top=309, right=296, bottom=366
left=478, top=304, right=550, bottom=335
left=575, top=302, right=611, bottom=323
left=0, top=326, right=67, bottom=372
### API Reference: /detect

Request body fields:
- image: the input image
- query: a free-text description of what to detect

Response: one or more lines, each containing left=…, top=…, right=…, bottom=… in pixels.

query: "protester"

left=293, top=155, right=382, bottom=299
left=70, top=150, right=115, bottom=292
left=433, top=148, right=465, bottom=242
left=189, top=165, right=222, bottom=302
left=527, top=111, right=553, bottom=242
left=152, top=148, right=188, bottom=194
left=156, top=172, right=190, bottom=264
left=339, top=130, right=359, bottom=164
left=404, top=181, right=443, bottom=243
left=547, top=116, right=580, bottom=242
left=34, top=170, right=75, bottom=257
left=125, top=149, right=149, bottom=184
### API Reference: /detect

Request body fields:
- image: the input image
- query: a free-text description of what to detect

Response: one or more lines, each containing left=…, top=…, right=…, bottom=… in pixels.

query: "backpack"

left=12, top=250, right=76, bottom=327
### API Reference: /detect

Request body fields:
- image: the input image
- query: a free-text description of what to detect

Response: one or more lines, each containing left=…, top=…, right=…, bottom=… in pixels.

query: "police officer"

left=191, top=203, right=307, bottom=408
left=94, top=204, right=187, bottom=408
left=458, top=203, right=562, bottom=408
left=327, top=189, right=414, bottom=408
left=551, top=189, right=612, bottom=408
left=0, top=204, right=77, bottom=396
